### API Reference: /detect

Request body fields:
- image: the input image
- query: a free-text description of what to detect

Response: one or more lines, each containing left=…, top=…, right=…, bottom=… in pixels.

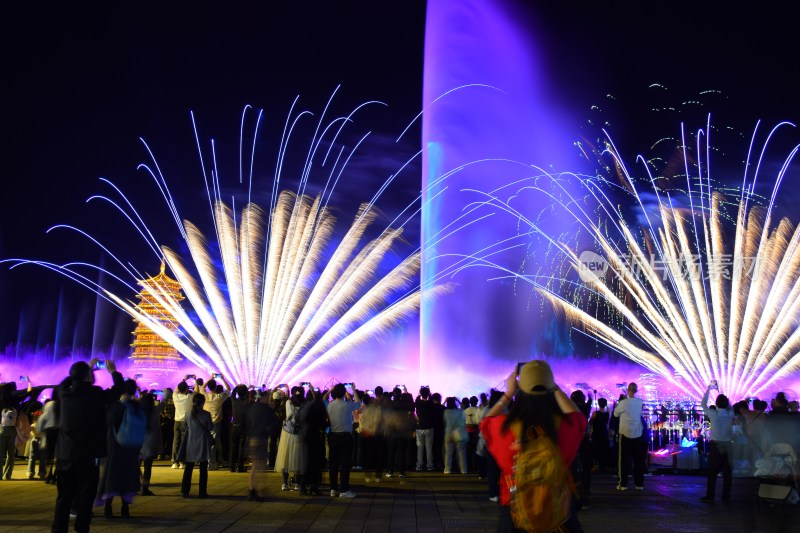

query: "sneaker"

left=398, top=473, right=407, bottom=478
left=443, top=470, right=451, bottom=474
left=171, top=463, right=179, bottom=469
left=281, top=483, right=289, bottom=491
left=178, top=463, right=185, bottom=470
left=416, top=465, right=424, bottom=471
left=489, top=496, right=499, bottom=502
left=384, top=473, right=393, bottom=478
left=330, top=489, right=339, bottom=497
left=353, top=466, right=363, bottom=470
left=616, top=485, right=628, bottom=491
left=635, top=486, right=644, bottom=491
left=339, top=490, right=357, bottom=498
left=427, top=466, right=435, bottom=471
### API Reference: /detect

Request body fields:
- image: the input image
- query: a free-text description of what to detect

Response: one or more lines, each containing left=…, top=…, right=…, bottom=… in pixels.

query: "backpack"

left=508, top=426, right=572, bottom=533
left=114, top=401, right=148, bottom=449
left=1, top=408, right=17, bottom=427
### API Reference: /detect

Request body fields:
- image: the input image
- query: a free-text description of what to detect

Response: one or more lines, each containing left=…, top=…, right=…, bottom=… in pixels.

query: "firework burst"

left=5, top=93, right=448, bottom=386
left=457, top=119, right=800, bottom=399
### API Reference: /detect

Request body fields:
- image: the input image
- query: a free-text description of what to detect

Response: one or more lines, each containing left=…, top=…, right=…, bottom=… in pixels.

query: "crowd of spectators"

left=3, top=361, right=800, bottom=532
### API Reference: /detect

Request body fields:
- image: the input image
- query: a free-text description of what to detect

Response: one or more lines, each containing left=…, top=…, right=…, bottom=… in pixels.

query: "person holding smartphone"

left=326, top=383, right=360, bottom=498
left=199, top=374, right=231, bottom=469
left=480, top=361, right=586, bottom=532
left=700, top=382, right=734, bottom=502
left=51, top=359, right=124, bottom=533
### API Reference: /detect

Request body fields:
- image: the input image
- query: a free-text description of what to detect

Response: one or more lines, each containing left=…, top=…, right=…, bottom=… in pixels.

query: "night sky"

left=2, top=2, right=799, bottom=351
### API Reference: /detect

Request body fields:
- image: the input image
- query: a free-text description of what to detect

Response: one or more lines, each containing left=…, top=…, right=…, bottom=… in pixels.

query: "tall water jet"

left=421, top=0, right=584, bottom=393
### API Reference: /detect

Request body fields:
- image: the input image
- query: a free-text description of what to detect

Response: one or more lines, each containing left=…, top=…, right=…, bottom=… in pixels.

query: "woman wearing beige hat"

left=480, top=360, right=587, bottom=532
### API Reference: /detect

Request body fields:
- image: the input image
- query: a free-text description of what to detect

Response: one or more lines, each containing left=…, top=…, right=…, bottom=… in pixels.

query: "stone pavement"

left=1, top=459, right=797, bottom=532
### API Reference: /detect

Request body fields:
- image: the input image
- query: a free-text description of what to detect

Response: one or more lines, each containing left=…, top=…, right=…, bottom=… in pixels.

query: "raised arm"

left=701, top=387, right=711, bottom=411
left=485, top=372, right=517, bottom=418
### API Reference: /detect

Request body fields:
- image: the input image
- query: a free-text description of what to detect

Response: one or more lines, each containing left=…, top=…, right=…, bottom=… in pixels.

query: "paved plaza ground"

left=1, top=459, right=797, bottom=532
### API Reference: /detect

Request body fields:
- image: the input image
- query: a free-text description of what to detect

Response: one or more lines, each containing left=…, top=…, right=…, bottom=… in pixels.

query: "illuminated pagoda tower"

left=129, top=263, right=184, bottom=381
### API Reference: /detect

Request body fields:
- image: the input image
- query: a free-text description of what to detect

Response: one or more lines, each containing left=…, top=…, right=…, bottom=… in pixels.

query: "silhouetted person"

left=51, top=359, right=124, bottom=533
left=613, top=383, right=646, bottom=491
left=700, top=384, right=734, bottom=502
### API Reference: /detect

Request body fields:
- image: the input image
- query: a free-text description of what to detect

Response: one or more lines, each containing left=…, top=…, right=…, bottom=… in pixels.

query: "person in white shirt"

left=700, top=383, right=734, bottom=502
left=199, top=375, right=230, bottom=469
left=613, top=382, right=646, bottom=490
left=172, top=381, right=194, bottom=468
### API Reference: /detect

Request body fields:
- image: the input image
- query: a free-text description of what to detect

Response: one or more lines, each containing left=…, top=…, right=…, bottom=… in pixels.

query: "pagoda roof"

left=138, top=262, right=182, bottom=289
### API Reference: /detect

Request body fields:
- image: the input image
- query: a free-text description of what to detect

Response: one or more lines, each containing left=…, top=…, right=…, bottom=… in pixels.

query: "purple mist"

left=420, top=0, right=590, bottom=396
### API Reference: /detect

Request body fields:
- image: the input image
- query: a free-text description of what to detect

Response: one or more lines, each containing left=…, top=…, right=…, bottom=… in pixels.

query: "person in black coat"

left=229, top=384, right=249, bottom=473
left=242, top=391, right=279, bottom=501
left=51, top=359, right=125, bottom=533
left=297, top=388, right=328, bottom=496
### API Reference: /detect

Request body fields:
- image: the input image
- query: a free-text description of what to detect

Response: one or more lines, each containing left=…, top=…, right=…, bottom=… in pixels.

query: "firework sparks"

left=457, top=120, right=800, bottom=399
left=106, top=191, right=425, bottom=386
left=5, top=95, right=447, bottom=386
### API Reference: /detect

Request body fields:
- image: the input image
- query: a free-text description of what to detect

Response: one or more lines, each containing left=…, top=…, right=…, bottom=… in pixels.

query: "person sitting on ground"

left=481, top=361, right=587, bottom=533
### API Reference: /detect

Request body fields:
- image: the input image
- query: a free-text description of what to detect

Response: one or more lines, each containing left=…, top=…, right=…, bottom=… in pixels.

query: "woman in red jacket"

left=480, top=361, right=587, bottom=533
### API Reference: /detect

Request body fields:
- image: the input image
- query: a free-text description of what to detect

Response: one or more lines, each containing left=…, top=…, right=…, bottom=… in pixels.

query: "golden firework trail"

left=4, top=94, right=456, bottom=386
left=456, top=120, right=800, bottom=399
left=107, top=191, right=425, bottom=386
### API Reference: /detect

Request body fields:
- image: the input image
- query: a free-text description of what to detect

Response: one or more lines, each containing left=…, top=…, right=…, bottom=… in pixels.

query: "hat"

left=518, top=360, right=555, bottom=395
